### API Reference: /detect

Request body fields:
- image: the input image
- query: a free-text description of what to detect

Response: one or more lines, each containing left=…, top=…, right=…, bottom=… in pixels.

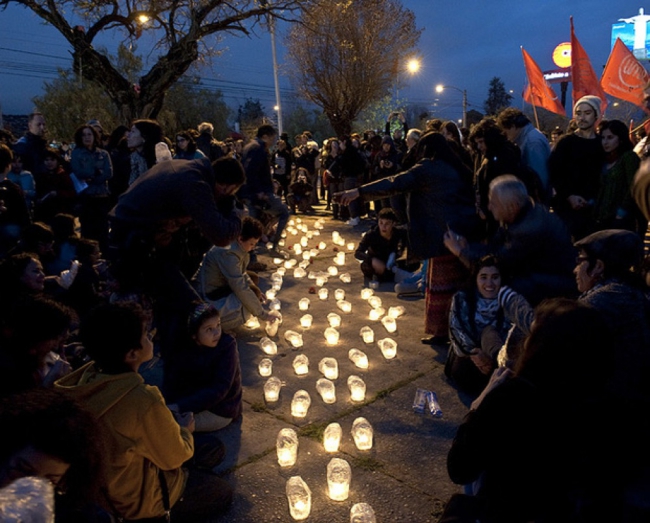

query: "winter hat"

left=573, top=95, right=602, bottom=120
left=574, top=229, right=643, bottom=273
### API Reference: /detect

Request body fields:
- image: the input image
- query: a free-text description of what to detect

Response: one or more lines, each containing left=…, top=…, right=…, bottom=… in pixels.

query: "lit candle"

left=270, top=298, right=281, bottom=311
left=360, top=326, right=375, bottom=344
left=368, top=296, right=383, bottom=309
left=337, top=300, right=352, bottom=313
left=318, top=288, right=329, bottom=301
left=276, top=428, right=299, bottom=467
left=278, top=239, right=285, bottom=247
left=351, top=417, right=373, bottom=450
left=284, top=330, right=304, bottom=348
left=306, top=231, right=314, bottom=239
left=348, top=348, right=369, bottom=369
left=265, top=320, right=279, bottom=337
left=294, top=267, right=307, bottom=278
left=318, top=241, right=327, bottom=250
left=327, top=313, right=342, bottom=328
left=388, top=305, right=406, bottom=318
left=265, top=289, right=277, bottom=300
left=347, top=242, right=355, bottom=251
left=276, top=267, right=287, bottom=276
left=360, top=288, right=374, bottom=300
left=368, top=307, right=385, bottom=321
left=285, top=259, right=297, bottom=268
left=291, top=390, right=311, bottom=417
left=350, top=503, right=376, bottom=523
left=302, top=251, right=311, bottom=261
left=334, top=252, right=345, bottom=266
left=334, top=289, right=345, bottom=301
left=309, top=248, right=319, bottom=257
left=316, top=378, right=336, bottom=404
left=299, top=260, right=310, bottom=269
left=323, top=422, right=342, bottom=452
left=258, top=358, right=273, bottom=376
left=348, top=375, right=366, bottom=402
left=292, top=354, right=309, bottom=375
left=378, top=338, right=397, bottom=359
left=332, top=231, right=340, bottom=242
left=327, top=458, right=351, bottom=501
left=316, top=276, right=327, bottom=287
left=245, top=316, right=261, bottom=329
left=286, top=476, right=311, bottom=521
left=381, top=315, right=397, bottom=333
left=260, top=337, right=278, bottom=355
left=318, top=357, right=339, bottom=379
left=299, top=314, right=313, bottom=328
left=288, top=219, right=295, bottom=226
left=339, top=272, right=351, bottom=283
left=264, top=376, right=282, bottom=402
left=300, top=236, right=308, bottom=247
left=298, top=298, right=310, bottom=311
left=293, top=244, right=302, bottom=255
left=327, top=265, right=339, bottom=276
left=324, top=327, right=339, bottom=345
left=273, top=257, right=284, bottom=265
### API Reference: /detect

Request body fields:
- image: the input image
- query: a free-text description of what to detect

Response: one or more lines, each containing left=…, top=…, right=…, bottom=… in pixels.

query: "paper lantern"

left=258, top=358, right=273, bottom=376
left=323, top=422, right=342, bottom=452
left=332, top=231, right=341, bottom=242
left=339, top=273, right=352, bottom=283
left=388, top=305, right=406, bottom=318
left=300, top=236, right=309, bottom=247
left=288, top=219, right=295, bottom=226
left=306, top=231, right=314, bottom=239
left=272, top=282, right=282, bottom=292
left=350, top=503, right=376, bottom=523
left=337, top=300, right=352, bottom=313
left=265, top=289, right=277, bottom=300
left=327, top=458, right=351, bottom=501
left=318, top=241, right=327, bottom=250
left=359, top=326, right=374, bottom=344
left=381, top=315, right=397, bottom=333
left=367, top=296, right=382, bottom=309
left=348, top=348, right=369, bottom=369
left=334, top=288, right=346, bottom=301
left=318, top=288, right=329, bottom=301
left=316, top=276, right=328, bottom=287
left=378, top=338, right=397, bottom=359
left=265, top=320, right=279, bottom=337
left=318, top=357, right=339, bottom=379
left=260, top=337, right=278, bottom=355
left=277, top=428, right=299, bottom=467
left=327, top=313, right=342, bottom=328
left=286, top=476, right=311, bottom=521
left=291, top=390, right=311, bottom=417
left=352, top=417, right=373, bottom=450
left=324, top=327, right=339, bottom=345
left=284, top=259, right=297, bottom=269
left=276, top=267, right=286, bottom=276
left=284, top=330, right=304, bottom=348
left=316, top=378, right=336, bottom=404
left=302, top=252, right=311, bottom=261
left=293, top=244, right=303, bottom=255
left=299, top=314, right=313, bottom=329
left=347, top=242, right=355, bottom=251
left=298, top=298, right=310, bottom=311
left=264, top=376, right=282, bottom=402
left=360, top=288, right=374, bottom=300
left=348, top=375, right=366, bottom=402
left=309, top=248, right=319, bottom=257
left=334, top=252, right=346, bottom=266
left=298, top=260, right=310, bottom=269
left=270, top=298, right=281, bottom=311
left=327, top=265, right=339, bottom=276
left=294, top=267, right=307, bottom=278
left=278, top=239, right=286, bottom=247
left=368, top=307, right=385, bottom=321
left=245, top=316, right=261, bottom=329
left=293, top=354, right=309, bottom=375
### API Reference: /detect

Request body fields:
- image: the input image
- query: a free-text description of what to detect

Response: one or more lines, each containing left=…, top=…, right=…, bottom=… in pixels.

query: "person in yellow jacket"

left=55, top=302, right=232, bottom=521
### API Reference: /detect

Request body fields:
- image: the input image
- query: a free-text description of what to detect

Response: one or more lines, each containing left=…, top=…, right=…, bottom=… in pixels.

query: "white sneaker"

left=346, top=217, right=360, bottom=226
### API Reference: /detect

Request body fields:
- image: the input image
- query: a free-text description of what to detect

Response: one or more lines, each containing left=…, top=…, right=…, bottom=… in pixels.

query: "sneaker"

left=346, top=217, right=360, bottom=226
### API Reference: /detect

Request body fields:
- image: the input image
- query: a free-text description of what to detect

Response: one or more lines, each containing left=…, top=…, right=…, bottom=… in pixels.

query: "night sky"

left=0, top=1, right=646, bottom=122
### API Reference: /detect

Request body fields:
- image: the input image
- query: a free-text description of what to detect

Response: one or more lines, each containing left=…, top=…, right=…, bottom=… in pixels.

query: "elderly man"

left=444, top=175, right=576, bottom=305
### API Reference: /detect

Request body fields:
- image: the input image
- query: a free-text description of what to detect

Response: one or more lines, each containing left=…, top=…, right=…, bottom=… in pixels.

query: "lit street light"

left=435, top=84, right=467, bottom=128
left=406, top=58, right=420, bottom=74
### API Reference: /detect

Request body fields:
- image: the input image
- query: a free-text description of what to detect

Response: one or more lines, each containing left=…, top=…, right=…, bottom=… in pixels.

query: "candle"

left=350, top=503, right=376, bottom=523
left=316, top=276, right=327, bottom=287
left=388, top=305, right=406, bottom=318
left=316, top=378, right=336, bottom=404
left=323, top=422, right=342, bottom=452
left=294, top=267, right=307, bottom=278
left=293, top=354, right=309, bottom=375
left=381, top=315, right=397, bottom=333
left=318, top=288, right=329, bottom=301
left=265, top=319, right=279, bottom=337
left=334, top=252, right=345, bottom=266
left=324, top=327, right=339, bottom=345
left=327, top=313, right=341, bottom=328
left=276, top=267, right=286, bottom=276
left=339, top=273, right=351, bottom=283
left=309, top=248, right=319, bottom=257
left=337, top=300, right=352, bottom=313
left=265, top=289, right=277, bottom=300
left=299, top=314, right=313, bottom=328
left=368, top=307, right=385, bottom=321
left=286, top=476, right=311, bottom=521
left=318, top=357, right=339, bottom=379
left=270, top=298, right=281, bottom=311
left=260, top=337, right=278, bottom=355
left=318, top=241, right=327, bottom=250
left=276, top=428, right=299, bottom=467
left=284, top=330, right=304, bottom=348
left=327, top=265, right=339, bottom=276
left=347, top=242, right=355, bottom=251
left=302, top=251, right=311, bottom=261
left=273, top=257, right=284, bottom=265
left=360, top=326, right=375, bottom=344
left=348, top=348, right=369, bottom=369
left=298, top=298, right=310, bottom=311
left=278, top=239, right=286, bottom=247
left=245, top=316, right=261, bottom=329
left=300, top=236, right=308, bottom=247
left=378, top=338, right=397, bottom=359
left=291, top=390, right=311, bottom=417
left=360, top=288, right=374, bottom=300
left=293, top=244, right=302, bottom=255
left=264, top=376, right=282, bottom=402
left=258, top=358, right=273, bottom=376
left=368, top=296, right=383, bottom=309
left=299, top=260, right=310, bottom=269
left=348, top=375, right=366, bottom=402
left=352, top=417, right=373, bottom=450
left=332, top=231, right=340, bottom=242
left=327, top=458, right=351, bottom=501
left=334, top=288, right=346, bottom=301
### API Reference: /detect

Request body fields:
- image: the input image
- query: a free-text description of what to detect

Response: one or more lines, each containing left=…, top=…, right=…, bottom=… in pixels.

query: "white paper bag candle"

left=388, top=305, right=406, bottom=318
left=360, top=326, right=374, bottom=344
left=276, top=428, right=298, bottom=467
left=327, top=458, right=351, bottom=501
left=299, top=314, right=313, bottom=328
left=318, top=357, right=339, bottom=379
left=294, top=267, right=307, bottom=278
left=360, top=288, right=374, bottom=300
left=260, top=337, right=278, bottom=355
left=324, top=327, right=339, bottom=345
left=265, top=289, right=277, bottom=300
left=350, top=503, right=376, bottom=523
left=323, top=422, right=342, bottom=452
left=264, top=376, right=282, bottom=402
left=327, top=313, right=341, bottom=328
left=258, top=358, right=273, bottom=376
left=291, top=390, right=311, bottom=417
left=298, top=298, right=310, bottom=311
left=286, top=476, right=311, bottom=521
left=352, top=417, right=373, bottom=450
left=339, top=272, right=352, bottom=283
left=284, top=330, right=304, bottom=348
left=347, top=242, right=355, bottom=251
left=367, top=296, right=382, bottom=309
left=337, top=300, right=352, bottom=313
left=368, top=307, right=385, bottom=321
left=381, top=315, right=397, bottom=333
left=245, top=316, right=260, bottom=329
left=348, top=375, right=366, bottom=402
left=327, top=265, right=339, bottom=276
left=378, top=338, right=397, bottom=359
left=318, top=288, right=329, bottom=301
left=334, top=288, right=346, bottom=301
left=348, top=348, right=369, bottom=369
left=316, top=378, right=336, bottom=404
left=292, top=354, right=309, bottom=375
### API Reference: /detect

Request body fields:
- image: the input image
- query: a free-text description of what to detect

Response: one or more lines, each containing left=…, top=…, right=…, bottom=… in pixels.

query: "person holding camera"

left=371, top=135, right=401, bottom=213
left=385, top=111, right=409, bottom=154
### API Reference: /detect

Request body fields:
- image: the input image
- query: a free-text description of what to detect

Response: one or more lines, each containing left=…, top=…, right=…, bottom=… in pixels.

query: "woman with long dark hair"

left=126, top=119, right=163, bottom=185
left=173, top=130, right=206, bottom=161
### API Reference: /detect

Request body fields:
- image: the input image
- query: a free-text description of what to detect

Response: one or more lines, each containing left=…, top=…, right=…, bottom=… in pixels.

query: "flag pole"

left=531, top=102, right=540, bottom=129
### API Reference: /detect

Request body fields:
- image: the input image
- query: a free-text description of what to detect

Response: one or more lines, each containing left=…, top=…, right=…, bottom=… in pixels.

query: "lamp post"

left=435, top=85, right=467, bottom=128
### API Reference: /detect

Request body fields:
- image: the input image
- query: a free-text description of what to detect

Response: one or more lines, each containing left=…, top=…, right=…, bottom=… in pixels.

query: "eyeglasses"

left=575, top=256, right=590, bottom=265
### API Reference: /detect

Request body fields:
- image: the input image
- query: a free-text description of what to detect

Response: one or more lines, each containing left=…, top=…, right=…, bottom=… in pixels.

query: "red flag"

left=521, top=47, right=566, bottom=115
left=571, top=17, right=608, bottom=115
left=601, top=38, right=649, bottom=106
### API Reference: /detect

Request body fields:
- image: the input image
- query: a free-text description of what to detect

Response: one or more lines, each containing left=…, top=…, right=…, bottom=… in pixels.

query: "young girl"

left=445, top=256, right=512, bottom=395
left=163, top=302, right=242, bottom=432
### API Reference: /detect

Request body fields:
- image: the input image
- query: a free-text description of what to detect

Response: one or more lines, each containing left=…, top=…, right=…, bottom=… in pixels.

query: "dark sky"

left=0, top=1, right=645, bottom=122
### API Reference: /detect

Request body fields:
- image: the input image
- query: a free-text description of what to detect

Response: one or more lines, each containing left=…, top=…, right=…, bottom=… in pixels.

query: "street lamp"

left=435, top=84, right=467, bottom=128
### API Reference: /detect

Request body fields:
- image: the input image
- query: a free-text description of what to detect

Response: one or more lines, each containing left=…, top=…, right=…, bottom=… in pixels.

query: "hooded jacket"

left=55, top=362, right=193, bottom=520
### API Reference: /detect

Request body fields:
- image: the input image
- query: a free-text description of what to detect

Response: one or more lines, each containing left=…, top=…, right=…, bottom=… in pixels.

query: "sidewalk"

left=147, top=208, right=471, bottom=523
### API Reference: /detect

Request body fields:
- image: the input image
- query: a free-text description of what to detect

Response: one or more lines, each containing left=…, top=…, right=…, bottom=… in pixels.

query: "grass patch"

left=351, top=455, right=384, bottom=471
left=250, top=401, right=267, bottom=413
left=298, top=422, right=328, bottom=440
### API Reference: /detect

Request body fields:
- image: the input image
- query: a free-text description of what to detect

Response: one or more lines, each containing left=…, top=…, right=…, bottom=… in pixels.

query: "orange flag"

left=601, top=38, right=649, bottom=106
left=571, top=17, right=608, bottom=115
left=521, top=47, right=566, bottom=116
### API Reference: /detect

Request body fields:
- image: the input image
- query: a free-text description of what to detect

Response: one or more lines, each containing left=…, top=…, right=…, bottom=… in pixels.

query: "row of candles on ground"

left=280, top=421, right=376, bottom=521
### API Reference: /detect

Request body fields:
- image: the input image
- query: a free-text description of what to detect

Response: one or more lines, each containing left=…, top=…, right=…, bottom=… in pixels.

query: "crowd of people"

left=1, top=91, right=650, bottom=522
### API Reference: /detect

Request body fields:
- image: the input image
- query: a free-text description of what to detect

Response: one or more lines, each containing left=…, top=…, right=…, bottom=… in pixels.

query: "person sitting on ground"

left=354, top=207, right=412, bottom=283
left=445, top=255, right=512, bottom=396
left=164, top=303, right=242, bottom=433
left=55, top=302, right=233, bottom=521
left=286, top=167, right=314, bottom=214
left=192, top=216, right=277, bottom=333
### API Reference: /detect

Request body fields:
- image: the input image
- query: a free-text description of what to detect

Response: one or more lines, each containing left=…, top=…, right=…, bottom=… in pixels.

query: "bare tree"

left=284, top=0, right=421, bottom=136
left=0, top=0, right=305, bottom=121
